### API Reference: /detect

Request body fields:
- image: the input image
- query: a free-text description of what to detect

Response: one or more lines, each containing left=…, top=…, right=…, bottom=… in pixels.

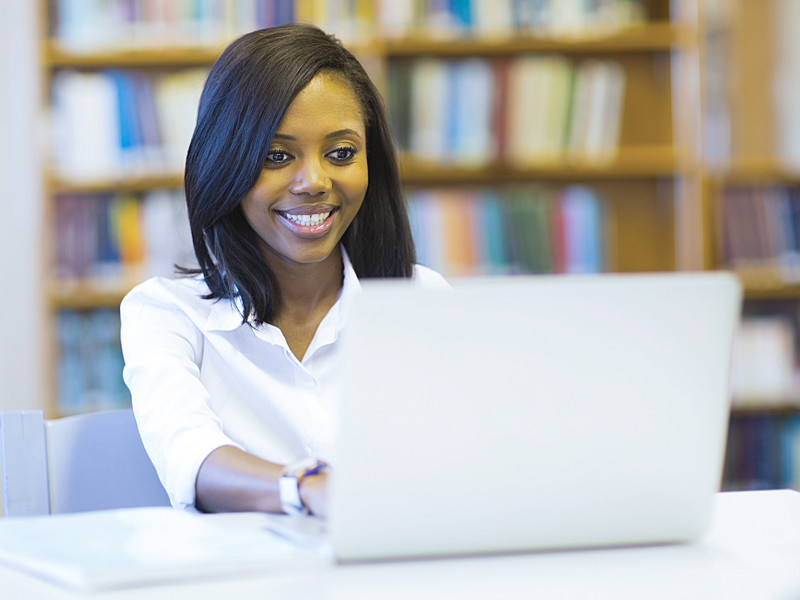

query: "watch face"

left=279, top=474, right=307, bottom=516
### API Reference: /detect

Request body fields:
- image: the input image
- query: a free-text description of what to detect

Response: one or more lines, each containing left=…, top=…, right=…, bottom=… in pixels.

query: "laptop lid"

left=329, top=272, right=742, bottom=561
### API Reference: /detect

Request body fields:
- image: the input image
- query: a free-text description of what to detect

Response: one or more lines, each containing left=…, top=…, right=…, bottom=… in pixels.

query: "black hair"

left=183, top=23, right=416, bottom=325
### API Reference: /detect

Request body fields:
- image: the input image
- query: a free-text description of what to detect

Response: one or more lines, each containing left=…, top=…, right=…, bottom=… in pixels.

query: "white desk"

left=2, top=490, right=799, bottom=600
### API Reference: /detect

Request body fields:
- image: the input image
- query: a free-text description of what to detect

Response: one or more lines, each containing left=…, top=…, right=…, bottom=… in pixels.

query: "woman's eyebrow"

left=325, top=128, right=362, bottom=140
left=271, top=129, right=363, bottom=141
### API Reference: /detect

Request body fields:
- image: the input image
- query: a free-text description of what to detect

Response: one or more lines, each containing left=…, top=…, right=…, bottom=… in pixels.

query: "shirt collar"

left=202, top=246, right=361, bottom=337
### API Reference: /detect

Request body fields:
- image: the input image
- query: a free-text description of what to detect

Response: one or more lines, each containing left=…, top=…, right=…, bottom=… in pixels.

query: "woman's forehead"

left=276, top=72, right=366, bottom=136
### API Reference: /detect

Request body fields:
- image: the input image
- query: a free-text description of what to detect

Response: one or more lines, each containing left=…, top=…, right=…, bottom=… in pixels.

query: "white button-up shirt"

left=121, top=250, right=448, bottom=510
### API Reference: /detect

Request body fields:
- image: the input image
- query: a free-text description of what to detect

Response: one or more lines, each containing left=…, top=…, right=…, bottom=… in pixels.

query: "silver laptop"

left=320, top=272, right=742, bottom=561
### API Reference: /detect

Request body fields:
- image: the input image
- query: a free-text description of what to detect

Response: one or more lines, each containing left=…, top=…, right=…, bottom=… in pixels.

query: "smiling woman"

left=119, top=24, right=448, bottom=518
left=240, top=73, right=368, bottom=274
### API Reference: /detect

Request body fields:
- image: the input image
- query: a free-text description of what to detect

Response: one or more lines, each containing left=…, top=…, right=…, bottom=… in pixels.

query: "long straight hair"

left=183, top=24, right=415, bottom=325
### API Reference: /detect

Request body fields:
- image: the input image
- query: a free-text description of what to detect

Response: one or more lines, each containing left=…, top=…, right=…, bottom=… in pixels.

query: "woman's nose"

left=289, top=158, right=332, bottom=196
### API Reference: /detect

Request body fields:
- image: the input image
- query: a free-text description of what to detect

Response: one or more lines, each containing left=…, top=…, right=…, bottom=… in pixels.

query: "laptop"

left=316, top=272, right=742, bottom=561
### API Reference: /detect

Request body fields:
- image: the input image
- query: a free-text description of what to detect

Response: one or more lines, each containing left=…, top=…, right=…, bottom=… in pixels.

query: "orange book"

left=111, top=194, right=145, bottom=267
left=441, top=192, right=477, bottom=276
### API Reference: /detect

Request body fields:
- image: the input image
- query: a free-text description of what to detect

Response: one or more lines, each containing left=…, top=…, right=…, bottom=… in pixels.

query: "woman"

left=120, top=24, right=447, bottom=517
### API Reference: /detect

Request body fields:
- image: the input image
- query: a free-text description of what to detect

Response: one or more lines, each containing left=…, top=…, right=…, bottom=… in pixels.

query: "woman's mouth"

left=277, top=207, right=338, bottom=238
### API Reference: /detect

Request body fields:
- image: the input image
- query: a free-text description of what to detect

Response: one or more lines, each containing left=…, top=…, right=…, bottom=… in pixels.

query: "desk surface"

left=2, top=489, right=800, bottom=600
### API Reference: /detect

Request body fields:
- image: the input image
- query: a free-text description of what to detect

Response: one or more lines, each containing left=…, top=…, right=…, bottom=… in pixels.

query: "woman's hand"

left=299, top=470, right=328, bottom=519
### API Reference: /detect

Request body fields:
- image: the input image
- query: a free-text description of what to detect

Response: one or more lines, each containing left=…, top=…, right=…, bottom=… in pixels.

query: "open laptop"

left=308, top=272, right=742, bottom=561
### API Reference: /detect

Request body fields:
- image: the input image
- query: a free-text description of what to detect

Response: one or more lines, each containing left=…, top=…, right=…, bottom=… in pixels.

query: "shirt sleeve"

left=120, top=281, right=243, bottom=510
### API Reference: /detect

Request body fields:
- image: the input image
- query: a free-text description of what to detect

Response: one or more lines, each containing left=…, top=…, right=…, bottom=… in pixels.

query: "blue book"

left=108, top=71, right=141, bottom=169
left=57, top=311, right=85, bottom=416
left=562, top=186, right=603, bottom=274
left=780, top=415, right=800, bottom=489
left=450, top=0, right=473, bottom=29
left=90, top=310, right=130, bottom=410
left=275, top=0, right=294, bottom=26
left=482, top=192, right=508, bottom=273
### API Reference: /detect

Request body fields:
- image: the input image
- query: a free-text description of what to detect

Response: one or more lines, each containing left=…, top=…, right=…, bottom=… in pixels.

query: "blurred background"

left=0, top=0, right=798, bottom=492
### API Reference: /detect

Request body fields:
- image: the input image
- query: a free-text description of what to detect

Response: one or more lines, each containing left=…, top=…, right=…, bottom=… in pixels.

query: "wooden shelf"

left=43, top=43, right=224, bottom=68
left=731, top=267, right=800, bottom=300
left=400, top=146, right=678, bottom=185
left=385, top=22, right=694, bottom=56
left=42, top=22, right=692, bottom=69
left=731, top=404, right=800, bottom=417
left=709, top=157, right=800, bottom=186
left=48, top=173, right=184, bottom=195
left=49, top=279, right=143, bottom=310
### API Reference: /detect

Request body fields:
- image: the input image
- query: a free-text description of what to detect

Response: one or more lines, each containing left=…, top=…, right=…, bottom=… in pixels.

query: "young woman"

left=120, top=24, right=447, bottom=517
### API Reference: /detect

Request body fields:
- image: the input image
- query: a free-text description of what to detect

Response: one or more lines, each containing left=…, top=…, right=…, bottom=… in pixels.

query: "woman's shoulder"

left=120, top=275, right=216, bottom=322
left=411, top=264, right=450, bottom=290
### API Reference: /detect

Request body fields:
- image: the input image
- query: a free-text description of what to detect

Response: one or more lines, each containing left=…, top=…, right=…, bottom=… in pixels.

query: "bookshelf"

left=40, top=0, right=700, bottom=415
left=701, top=0, right=800, bottom=490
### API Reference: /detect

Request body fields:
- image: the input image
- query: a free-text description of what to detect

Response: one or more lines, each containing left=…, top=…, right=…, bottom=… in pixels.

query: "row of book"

left=51, top=69, right=207, bottom=180
left=389, top=56, right=625, bottom=168
left=57, top=310, right=130, bottom=416
left=51, top=0, right=648, bottom=51
left=723, top=414, right=800, bottom=491
left=407, top=185, right=606, bottom=277
left=53, top=0, right=295, bottom=51
left=55, top=190, right=195, bottom=281
left=730, top=315, right=800, bottom=408
left=721, top=186, right=800, bottom=279
left=318, top=0, right=647, bottom=41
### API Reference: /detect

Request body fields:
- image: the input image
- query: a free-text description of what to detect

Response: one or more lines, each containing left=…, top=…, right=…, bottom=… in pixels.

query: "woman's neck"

left=267, top=245, right=344, bottom=325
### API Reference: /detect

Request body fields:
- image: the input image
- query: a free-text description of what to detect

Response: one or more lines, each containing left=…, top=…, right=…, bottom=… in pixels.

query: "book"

left=0, top=507, right=330, bottom=591
left=57, top=310, right=131, bottom=416
left=51, top=69, right=207, bottom=180
left=730, top=316, right=798, bottom=406
left=395, top=54, right=625, bottom=168
left=55, top=190, right=193, bottom=283
left=51, top=70, right=122, bottom=180
left=409, top=58, right=451, bottom=163
left=451, top=59, right=495, bottom=166
left=568, top=59, right=626, bottom=164
left=781, top=415, right=800, bottom=489
left=51, top=0, right=648, bottom=51
left=406, top=185, right=607, bottom=276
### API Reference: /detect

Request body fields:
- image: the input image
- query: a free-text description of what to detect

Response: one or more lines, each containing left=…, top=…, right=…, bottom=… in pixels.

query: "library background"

left=7, top=0, right=800, bottom=492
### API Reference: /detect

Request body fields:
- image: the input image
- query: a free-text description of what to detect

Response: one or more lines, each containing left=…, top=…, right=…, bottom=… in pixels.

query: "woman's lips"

left=277, top=206, right=338, bottom=238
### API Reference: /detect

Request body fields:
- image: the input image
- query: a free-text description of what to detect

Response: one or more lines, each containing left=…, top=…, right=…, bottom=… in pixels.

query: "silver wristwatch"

left=278, top=458, right=327, bottom=516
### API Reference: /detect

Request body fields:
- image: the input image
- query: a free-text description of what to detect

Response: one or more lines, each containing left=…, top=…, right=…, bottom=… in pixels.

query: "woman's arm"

left=195, top=446, right=328, bottom=517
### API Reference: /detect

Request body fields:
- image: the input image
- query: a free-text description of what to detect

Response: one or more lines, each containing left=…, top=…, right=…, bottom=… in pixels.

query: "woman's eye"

left=328, top=146, right=357, bottom=163
left=266, top=150, right=292, bottom=164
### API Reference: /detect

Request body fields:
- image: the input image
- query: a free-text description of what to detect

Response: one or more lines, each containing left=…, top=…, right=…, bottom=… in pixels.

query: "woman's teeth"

left=284, top=211, right=331, bottom=226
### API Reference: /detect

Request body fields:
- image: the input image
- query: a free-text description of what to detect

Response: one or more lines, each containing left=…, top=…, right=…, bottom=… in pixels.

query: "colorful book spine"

left=406, top=185, right=606, bottom=277
left=391, top=55, right=625, bottom=168
left=54, top=0, right=295, bottom=51
left=57, top=309, right=131, bottom=416
left=724, top=413, right=800, bottom=491
left=721, top=185, right=800, bottom=281
left=54, top=190, right=195, bottom=281
left=51, top=68, right=208, bottom=180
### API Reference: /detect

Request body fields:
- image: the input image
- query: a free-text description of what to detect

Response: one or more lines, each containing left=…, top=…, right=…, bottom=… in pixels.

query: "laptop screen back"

left=329, top=273, right=742, bottom=561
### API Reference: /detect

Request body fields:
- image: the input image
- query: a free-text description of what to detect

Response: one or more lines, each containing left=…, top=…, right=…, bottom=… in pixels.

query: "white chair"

left=0, top=408, right=170, bottom=516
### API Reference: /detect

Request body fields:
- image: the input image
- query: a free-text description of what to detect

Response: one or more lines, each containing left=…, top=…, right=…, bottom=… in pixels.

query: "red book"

left=492, top=58, right=510, bottom=163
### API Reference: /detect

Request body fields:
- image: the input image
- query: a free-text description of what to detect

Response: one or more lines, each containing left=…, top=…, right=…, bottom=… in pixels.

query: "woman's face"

left=241, top=72, right=368, bottom=270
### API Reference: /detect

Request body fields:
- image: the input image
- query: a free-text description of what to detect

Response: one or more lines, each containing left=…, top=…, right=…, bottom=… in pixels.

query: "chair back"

left=1, top=408, right=170, bottom=516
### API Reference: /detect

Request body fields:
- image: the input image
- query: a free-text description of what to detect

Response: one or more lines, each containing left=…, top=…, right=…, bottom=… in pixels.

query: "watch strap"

left=279, top=459, right=327, bottom=516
